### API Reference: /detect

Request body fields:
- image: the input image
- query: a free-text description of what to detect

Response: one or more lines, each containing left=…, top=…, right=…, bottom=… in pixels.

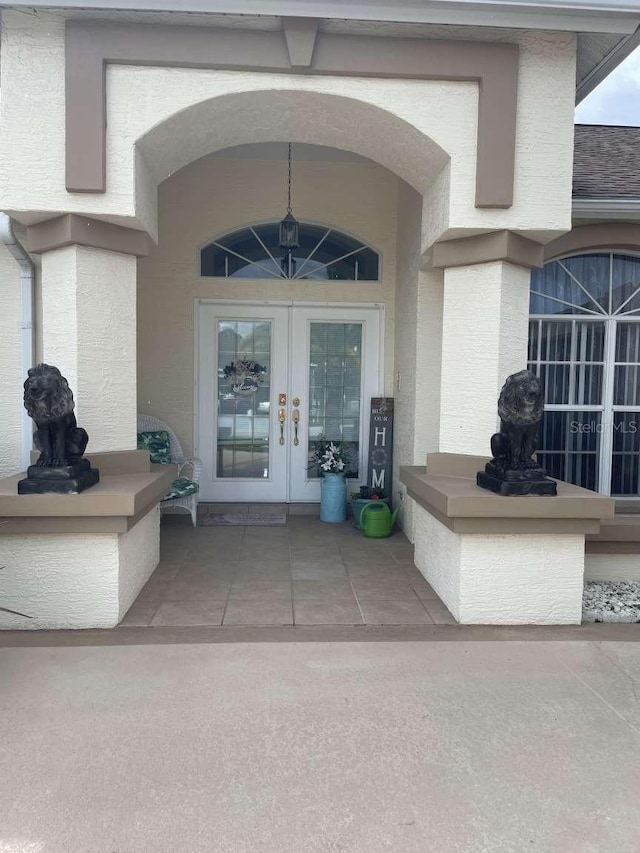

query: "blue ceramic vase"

left=320, top=472, right=347, bottom=523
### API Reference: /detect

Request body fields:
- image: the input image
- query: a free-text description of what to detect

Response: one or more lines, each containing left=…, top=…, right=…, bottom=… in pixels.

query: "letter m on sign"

left=371, top=469, right=385, bottom=491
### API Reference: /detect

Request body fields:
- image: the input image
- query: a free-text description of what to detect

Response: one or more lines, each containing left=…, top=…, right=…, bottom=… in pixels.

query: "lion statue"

left=23, top=364, right=89, bottom=467
left=490, top=369, right=544, bottom=470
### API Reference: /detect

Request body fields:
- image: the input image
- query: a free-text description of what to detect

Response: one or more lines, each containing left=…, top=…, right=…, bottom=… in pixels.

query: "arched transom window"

left=528, top=252, right=640, bottom=496
left=201, top=222, right=379, bottom=281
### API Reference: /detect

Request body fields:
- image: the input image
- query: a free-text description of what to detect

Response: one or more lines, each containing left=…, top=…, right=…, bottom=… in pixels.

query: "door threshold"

left=199, top=502, right=320, bottom=516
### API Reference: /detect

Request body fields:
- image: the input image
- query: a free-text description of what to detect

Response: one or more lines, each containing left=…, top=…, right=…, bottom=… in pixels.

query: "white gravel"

left=583, top=581, right=640, bottom=623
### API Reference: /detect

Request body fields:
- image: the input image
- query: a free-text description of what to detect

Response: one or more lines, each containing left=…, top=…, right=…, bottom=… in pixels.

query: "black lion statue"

left=23, top=364, right=89, bottom=467
left=491, top=369, right=544, bottom=470
left=477, top=369, right=556, bottom=496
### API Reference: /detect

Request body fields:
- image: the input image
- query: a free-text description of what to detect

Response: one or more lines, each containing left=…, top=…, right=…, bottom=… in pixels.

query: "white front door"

left=197, top=302, right=383, bottom=503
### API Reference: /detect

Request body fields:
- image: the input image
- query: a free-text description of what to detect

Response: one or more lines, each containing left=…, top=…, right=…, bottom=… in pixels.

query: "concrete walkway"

left=2, top=640, right=640, bottom=852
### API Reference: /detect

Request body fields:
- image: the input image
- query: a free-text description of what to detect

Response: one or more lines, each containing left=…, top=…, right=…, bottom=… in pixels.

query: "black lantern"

left=279, top=143, right=299, bottom=250
left=279, top=211, right=299, bottom=250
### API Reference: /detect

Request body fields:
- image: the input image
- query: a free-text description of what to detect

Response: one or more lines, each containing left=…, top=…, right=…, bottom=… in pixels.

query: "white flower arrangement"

left=310, top=439, right=353, bottom=475
left=320, top=442, right=346, bottom=472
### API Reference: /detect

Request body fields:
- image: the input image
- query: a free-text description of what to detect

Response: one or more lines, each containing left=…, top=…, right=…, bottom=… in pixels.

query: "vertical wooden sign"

left=367, top=398, right=394, bottom=497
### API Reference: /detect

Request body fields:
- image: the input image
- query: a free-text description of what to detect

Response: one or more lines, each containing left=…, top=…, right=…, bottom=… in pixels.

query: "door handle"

left=292, top=408, right=300, bottom=446
left=278, top=408, right=286, bottom=445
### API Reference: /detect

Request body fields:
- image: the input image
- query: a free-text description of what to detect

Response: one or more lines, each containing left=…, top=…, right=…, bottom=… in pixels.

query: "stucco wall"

left=130, top=28, right=574, bottom=245
left=415, top=267, right=443, bottom=464
left=0, top=10, right=576, bottom=247
left=118, top=505, right=160, bottom=618
left=441, top=28, right=576, bottom=242
left=439, top=260, right=531, bottom=454
left=414, top=508, right=585, bottom=625
left=0, top=507, right=160, bottom=629
left=41, top=245, right=138, bottom=452
left=393, top=181, right=444, bottom=540
left=393, top=182, right=421, bottom=536
left=0, top=241, right=24, bottom=476
left=137, top=155, right=398, bottom=458
left=0, top=531, right=118, bottom=629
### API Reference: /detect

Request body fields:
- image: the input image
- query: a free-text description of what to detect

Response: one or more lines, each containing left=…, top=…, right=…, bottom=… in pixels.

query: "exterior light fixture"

left=279, top=211, right=299, bottom=250
left=279, top=143, right=299, bottom=276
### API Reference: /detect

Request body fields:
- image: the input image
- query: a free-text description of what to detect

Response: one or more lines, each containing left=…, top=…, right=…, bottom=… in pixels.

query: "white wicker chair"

left=137, top=414, right=202, bottom=527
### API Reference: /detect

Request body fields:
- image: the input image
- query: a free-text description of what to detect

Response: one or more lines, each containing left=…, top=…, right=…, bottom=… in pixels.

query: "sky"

left=575, top=44, right=640, bottom=125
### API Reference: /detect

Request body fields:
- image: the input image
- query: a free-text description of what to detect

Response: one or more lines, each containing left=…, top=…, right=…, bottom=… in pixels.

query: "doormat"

left=199, top=513, right=287, bottom=527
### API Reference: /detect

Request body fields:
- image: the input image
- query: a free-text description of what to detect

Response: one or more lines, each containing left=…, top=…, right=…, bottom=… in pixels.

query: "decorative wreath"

left=370, top=447, right=388, bottom=466
left=222, top=360, right=268, bottom=396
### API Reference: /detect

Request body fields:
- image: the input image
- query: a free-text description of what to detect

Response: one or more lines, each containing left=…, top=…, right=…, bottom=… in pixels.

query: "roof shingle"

left=573, top=124, right=640, bottom=200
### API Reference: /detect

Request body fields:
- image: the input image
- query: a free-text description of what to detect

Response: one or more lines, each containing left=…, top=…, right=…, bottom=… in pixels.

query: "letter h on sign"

left=367, top=398, right=394, bottom=496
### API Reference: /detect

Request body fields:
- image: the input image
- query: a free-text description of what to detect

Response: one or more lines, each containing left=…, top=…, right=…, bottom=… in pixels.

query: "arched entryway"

left=137, top=141, right=422, bottom=506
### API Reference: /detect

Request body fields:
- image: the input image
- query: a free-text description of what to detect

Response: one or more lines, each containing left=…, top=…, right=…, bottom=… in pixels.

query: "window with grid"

left=201, top=223, right=379, bottom=281
left=529, top=253, right=640, bottom=496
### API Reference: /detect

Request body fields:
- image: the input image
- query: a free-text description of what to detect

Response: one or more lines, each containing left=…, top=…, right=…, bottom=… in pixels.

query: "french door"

left=197, top=302, right=383, bottom=502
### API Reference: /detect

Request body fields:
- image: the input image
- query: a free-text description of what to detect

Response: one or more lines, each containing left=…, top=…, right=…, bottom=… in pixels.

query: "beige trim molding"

left=65, top=20, right=519, bottom=208
left=544, top=222, right=640, bottom=261
left=432, top=230, right=544, bottom=270
left=586, top=514, right=640, bottom=544
left=0, top=503, right=157, bottom=534
left=282, top=17, right=319, bottom=68
left=586, top=540, right=640, bottom=554
left=26, top=214, right=152, bottom=257
left=0, top=469, right=174, bottom=519
left=400, top=460, right=614, bottom=535
left=407, top=494, right=602, bottom=534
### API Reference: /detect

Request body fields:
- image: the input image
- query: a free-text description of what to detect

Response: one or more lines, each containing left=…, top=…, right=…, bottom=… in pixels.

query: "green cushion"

left=163, top=477, right=199, bottom=501
left=137, top=430, right=171, bottom=465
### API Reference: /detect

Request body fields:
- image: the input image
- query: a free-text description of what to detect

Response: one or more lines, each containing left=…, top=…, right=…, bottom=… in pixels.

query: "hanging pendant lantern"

left=279, top=143, right=299, bottom=250
left=279, top=212, right=299, bottom=250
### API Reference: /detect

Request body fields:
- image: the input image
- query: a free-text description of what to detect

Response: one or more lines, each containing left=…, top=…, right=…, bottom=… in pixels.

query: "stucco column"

left=0, top=242, right=24, bottom=475
left=439, top=260, right=531, bottom=455
left=40, top=245, right=138, bottom=452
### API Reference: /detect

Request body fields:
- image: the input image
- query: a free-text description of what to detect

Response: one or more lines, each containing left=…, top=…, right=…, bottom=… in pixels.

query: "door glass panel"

left=307, top=322, right=362, bottom=478
left=217, top=320, right=271, bottom=478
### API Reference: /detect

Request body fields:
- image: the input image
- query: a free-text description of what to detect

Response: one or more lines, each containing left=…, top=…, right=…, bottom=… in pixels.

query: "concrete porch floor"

left=121, top=514, right=456, bottom=628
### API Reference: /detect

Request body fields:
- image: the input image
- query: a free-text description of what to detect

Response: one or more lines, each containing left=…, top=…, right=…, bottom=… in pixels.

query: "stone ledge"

left=0, top=468, right=174, bottom=533
left=586, top=515, right=640, bottom=553
left=400, top=454, right=614, bottom=535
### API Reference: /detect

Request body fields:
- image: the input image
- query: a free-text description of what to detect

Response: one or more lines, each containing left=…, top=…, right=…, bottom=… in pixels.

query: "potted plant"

left=350, top=485, right=389, bottom=529
left=310, top=439, right=353, bottom=523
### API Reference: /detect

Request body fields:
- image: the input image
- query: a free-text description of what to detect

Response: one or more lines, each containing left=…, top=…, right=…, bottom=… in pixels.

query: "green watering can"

left=360, top=501, right=400, bottom=538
